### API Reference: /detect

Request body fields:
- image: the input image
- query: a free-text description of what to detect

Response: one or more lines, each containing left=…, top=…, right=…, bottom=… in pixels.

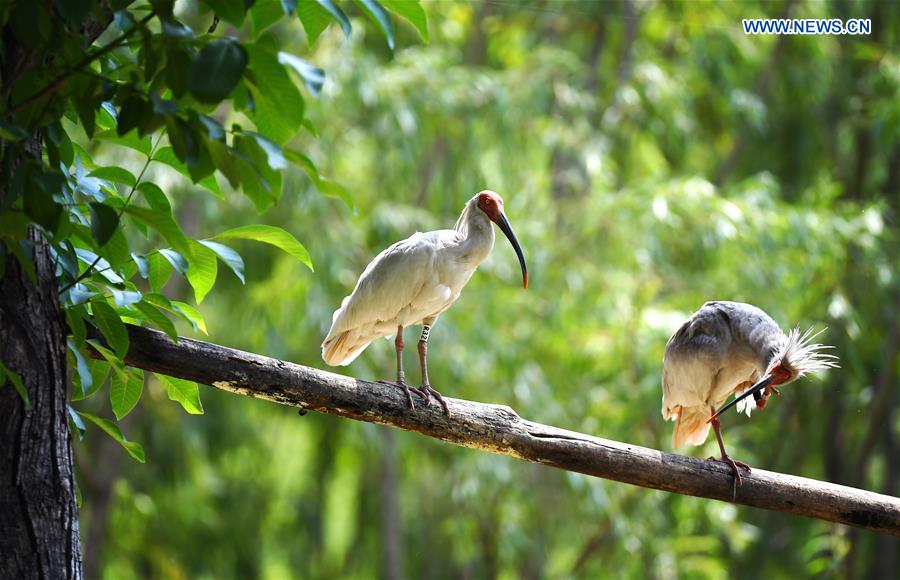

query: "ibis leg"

left=709, top=406, right=751, bottom=486
left=376, top=325, right=422, bottom=411
left=416, top=325, right=450, bottom=416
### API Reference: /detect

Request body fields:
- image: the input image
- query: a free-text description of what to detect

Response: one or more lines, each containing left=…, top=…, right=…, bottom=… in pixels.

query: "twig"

left=7, top=11, right=156, bottom=115
left=59, top=134, right=162, bottom=295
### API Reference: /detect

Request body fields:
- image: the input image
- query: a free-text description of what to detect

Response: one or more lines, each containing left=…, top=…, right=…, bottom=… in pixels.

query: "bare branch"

left=90, top=325, right=900, bottom=537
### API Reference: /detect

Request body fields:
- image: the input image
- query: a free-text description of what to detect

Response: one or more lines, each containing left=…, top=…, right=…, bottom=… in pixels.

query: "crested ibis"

left=321, top=190, right=528, bottom=415
left=662, top=301, right=838, bottom=484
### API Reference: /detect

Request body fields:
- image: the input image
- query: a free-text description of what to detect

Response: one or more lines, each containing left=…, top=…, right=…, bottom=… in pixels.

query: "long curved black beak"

left=707, top=375, right=773, bottom=424
left=494, top=211, right=528, bottom=289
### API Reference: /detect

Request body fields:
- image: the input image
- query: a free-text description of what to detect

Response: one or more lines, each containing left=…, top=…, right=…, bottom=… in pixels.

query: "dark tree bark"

left=0, top=229, right=82, bottom=579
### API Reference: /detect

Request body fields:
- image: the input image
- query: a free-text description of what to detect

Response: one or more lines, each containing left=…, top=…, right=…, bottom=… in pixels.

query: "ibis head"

left=476, top=191, right=528, bottom=289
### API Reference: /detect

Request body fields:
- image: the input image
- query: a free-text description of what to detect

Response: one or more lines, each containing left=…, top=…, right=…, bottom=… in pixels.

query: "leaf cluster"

left=0, top=0, right=426, bottom=458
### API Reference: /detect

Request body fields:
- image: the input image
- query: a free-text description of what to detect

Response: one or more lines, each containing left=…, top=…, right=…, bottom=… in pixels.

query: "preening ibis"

left=322, top=191, right=528, bottom=415
left=662, top=301, right=838, bottom=484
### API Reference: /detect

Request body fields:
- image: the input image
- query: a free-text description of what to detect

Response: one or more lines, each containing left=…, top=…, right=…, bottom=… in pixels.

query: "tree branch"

left=91, top=324, right=900, bottom=537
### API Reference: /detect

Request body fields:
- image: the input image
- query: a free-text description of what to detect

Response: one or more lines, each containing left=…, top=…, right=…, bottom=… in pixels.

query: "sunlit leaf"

left=199, top=240, right=245, bottom=283
left=213, top=224, right=313, bottom=271
left=277, top=52, right=325, bottom=97
left=171, top=301, right=208, bottom=334
left=382, top=0, right=427, bottom=41
left=76, top=410, right=145, bottom=462
left=155, top=373, right=204, bottom=414
left=134, top=300, right=178, bottom=340
left=109, top=368, right=143, bottom=420
left=316, top=0, right=350, bottom=37
left=186, top=240, right=218, bottom=304
left=356, top=0, right=394, bottom=50
left=88, top=166, right=137, bottom=187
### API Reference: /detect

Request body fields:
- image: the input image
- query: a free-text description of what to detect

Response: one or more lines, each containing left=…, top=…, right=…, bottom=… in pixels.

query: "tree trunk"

left=0, top=227, right=83, bottom=579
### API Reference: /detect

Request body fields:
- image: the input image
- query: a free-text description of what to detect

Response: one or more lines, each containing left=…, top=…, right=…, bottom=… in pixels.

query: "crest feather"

left=768, top=327, right=840, bottom=378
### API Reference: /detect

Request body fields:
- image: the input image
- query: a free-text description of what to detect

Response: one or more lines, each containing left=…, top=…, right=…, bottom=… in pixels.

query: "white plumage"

left=321, top=190, right=528, bottom=413
left=661, top=301, right=838, bottom=482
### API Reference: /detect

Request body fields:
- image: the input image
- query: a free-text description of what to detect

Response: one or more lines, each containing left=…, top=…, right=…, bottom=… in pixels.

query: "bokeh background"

left=75, top=1, right=898, bottom=578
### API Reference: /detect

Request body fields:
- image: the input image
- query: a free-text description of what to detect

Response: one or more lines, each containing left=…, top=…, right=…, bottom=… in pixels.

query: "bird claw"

left=418, top=383, right=451, bottom=416
left=376, top=379, right=423, bottom=411
left=708, top=455, right=751, bottom=486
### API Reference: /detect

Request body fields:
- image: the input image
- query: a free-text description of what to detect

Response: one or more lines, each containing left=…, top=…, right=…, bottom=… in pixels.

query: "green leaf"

left=199, top=240, right=245, bottom=283
left=109, top=368, right=143, bottom=420
left=316, top=0, right=351, bottom=37
left=152, top=147, right=223, bottom=197
left=137, top=182, right=171, bottom=211
left=77, top=410, right=145, bottom=463
left=247, top=131, right=288, bottom=170
left=96, top=130, right=152, bottom=156
left=87, top=340, right=127, bottom=382
left=171, top=301, right=208, bottom=334
left=68, top=405, right=86, bottom=440
left=88, top=166, right=137, bottom=187
left=297, top=0, right=332, bottom=45
left=67, top=339, right=91, bottom=399
left=88, top=202, right=120, bottom=246
left=202, top=0, right=247, bottom=26
left=134, top=300, right=178, bottom=340
left=245, top=45, right=304, bottom=144
left=147, top=252, right=174, bottom=293
left=111, top=288, right=143, bottom=307
left=382, top=0, right=427, bottom=41
left=91, top=300, right=130, bottom=359
left=132, top=253, right=150, bottom=279
left=232, top=134, right=281, bottom=212
left=188, top=39, right=248, bottom=104
left=186, top=240, right=218, bottom=303
left=214, top=225, right=313, bottom=271
left=277, top=52, right=325, bottom=97
left=124, top=205, right=193, bottom=259
left=155, top=373, right=204, bottom=414
left=72, top=359, right=110, bottom=402
left=249, top=0, right=285, bottom=35
left=74, top=248, right=124, bottom=284
left=0, top=360, right=29, bottom=407
left=159, top=248, right=189, bottom=274
left=66, top=304, right=87, bottom=346
left=356, top=0, right=394, bottom=50
left=100, top=228, right=131, bottom=271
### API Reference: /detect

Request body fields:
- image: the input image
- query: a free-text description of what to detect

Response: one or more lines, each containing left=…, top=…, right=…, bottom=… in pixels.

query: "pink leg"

left=376, top=325, right=425, bottom=411
left=709, top=407, right=751, bottom=486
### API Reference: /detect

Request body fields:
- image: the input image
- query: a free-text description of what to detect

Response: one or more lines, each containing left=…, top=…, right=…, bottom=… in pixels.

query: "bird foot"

left=416, top=383, right=451, bottom=416
left=708, top=454, right=751, bottom=486
left=376, top=379, right=426, bottom=411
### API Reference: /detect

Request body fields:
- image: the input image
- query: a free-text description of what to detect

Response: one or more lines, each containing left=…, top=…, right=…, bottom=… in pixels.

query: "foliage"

left=4, top=0, right=898, bottom=578
left=81, top=0, right=900, bottom=578
left=0, top=0, right=424, bottom=457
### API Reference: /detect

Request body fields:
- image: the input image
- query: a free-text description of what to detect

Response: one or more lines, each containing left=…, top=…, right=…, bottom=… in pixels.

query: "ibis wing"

left=324, top=233, right=437, bottom=344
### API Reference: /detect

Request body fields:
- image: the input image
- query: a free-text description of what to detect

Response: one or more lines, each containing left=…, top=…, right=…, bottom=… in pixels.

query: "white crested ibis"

left=662, top=301, right=838, bottom=484
left=322, top=190, right=528, bottom=415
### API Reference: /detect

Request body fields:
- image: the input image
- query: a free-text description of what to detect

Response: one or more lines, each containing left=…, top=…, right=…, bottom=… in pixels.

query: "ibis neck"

left=454, top=199, right=495, bottom=264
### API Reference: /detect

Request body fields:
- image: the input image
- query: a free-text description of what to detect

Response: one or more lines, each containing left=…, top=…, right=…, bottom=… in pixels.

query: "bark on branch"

left=96, top=325, right=900, bottom=537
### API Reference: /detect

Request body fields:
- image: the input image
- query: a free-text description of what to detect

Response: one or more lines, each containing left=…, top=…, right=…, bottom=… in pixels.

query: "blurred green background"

left=75, top=1, right=898, bottom=578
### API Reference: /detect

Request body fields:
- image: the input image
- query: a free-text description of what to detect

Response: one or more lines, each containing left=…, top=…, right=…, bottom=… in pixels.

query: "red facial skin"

left=477, top=191, right=504, bottom=221
left=757, top=363, right=792, bottom=409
